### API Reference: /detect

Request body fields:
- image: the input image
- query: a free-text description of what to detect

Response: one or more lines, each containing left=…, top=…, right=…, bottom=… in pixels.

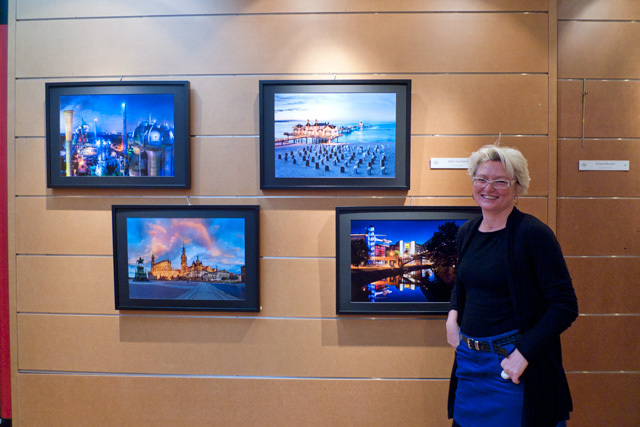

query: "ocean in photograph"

left=273, top=120, right=396, bottom=178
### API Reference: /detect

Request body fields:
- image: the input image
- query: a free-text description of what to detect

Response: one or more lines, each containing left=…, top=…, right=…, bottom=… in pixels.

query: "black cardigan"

left=448, top=208, right=579, bottom=427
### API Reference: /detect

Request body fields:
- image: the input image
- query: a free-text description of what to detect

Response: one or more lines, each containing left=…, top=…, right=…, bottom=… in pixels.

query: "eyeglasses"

left=472, top=177, right=517, bottom=189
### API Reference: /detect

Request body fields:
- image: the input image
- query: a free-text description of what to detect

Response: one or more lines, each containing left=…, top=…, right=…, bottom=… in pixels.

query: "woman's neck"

left=479, top=206, right=514, bottom=232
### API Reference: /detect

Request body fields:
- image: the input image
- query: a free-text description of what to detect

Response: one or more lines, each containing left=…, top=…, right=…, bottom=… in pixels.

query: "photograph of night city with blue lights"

left=46, top=81, right=190, bottom=188
left=260, top=80, right=410, bottom=189
left=58, top=93, right=176, bottom=178
left=336, top=206, right=481, bottom=314
left=112, top=205, right=260, bottom=312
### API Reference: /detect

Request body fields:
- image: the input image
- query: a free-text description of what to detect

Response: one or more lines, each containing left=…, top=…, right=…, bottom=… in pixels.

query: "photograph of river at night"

left=349, top=218, right=467, bottom=304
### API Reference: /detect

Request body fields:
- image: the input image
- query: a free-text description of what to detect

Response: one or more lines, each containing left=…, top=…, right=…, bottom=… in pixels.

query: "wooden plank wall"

left=557, top=1, right=640, bottom=426
left=5, top=0, right=636, bottom=425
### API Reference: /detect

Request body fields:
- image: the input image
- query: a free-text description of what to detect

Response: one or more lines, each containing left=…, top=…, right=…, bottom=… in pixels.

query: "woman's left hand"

left=500, top=349, right=528, bottom=384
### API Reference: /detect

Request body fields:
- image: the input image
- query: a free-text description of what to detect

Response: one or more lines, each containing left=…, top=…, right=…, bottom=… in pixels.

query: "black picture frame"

left=112, top=205, right=260, bottom=312
left=46, top=81, right=190, bottom=188
left=259, top=79, right=411, bottom=190
left=336, top=206, right=481, bottom=315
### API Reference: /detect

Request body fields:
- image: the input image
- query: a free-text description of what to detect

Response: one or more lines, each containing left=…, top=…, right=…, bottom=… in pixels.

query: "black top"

left=457, top=228, right=517, bottom=337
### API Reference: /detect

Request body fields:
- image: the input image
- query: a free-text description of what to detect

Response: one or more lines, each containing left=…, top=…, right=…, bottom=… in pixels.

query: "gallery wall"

left=556, top=1, right=640, bottom=425
left=4, top=1, right=638, bottom=425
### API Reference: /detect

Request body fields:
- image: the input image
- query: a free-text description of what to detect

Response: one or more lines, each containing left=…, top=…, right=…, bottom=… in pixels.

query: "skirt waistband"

left=460, top=331, right=520, bottom=357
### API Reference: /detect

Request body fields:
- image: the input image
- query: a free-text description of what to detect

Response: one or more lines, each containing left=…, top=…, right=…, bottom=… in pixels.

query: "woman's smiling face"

left=472, top=160, right=517, bottom=216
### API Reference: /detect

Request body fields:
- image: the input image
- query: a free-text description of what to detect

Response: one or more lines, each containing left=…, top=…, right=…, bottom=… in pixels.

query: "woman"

left=446, top=144, right=578, bottom=427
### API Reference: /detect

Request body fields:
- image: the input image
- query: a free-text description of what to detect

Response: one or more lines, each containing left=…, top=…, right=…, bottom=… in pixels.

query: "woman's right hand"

left=446, top=309, right=460, bottom=348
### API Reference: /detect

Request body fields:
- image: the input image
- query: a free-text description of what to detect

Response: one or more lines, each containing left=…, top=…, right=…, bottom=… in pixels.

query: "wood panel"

left=16, top=256, right=339, bottom=318
left=11, top=1, right=621, bottom=425
left=260, top=258, right=336, bottom=318
left=567, top=373, right=640, bottom=427
left=260, top=207, right=336, bottom=258
left=17, top=373, right=451, bottom=427
left=17, top=127, right=548, bottom=201
left=410, top=136, right=548, bottom=197
left=21, top=197, right=513, bottom=258
left=17, top=0, right=549, bottom=20
left=30, top=253, right=599, bottom=320
left=16, top=197, right=302, bottom=256
left=17, top=74, right=549, bottom=140
left=559, top=0, right=640, bottom=20
left=410, top=74, right=548, bottom=135
left=583, top=80, right=640, bottom=138
left=563, top=315, right=640, bottom=371
left=192, top=73, right=550, bottom=136
left=558, top=139, right=640, bottom=197
left=14, top=137, right=45, bottom=196
left=558, top=21, right=640, bottom=79
left=17, top=314, right=454, bottom=378
left=261, top=197, right=548, bottom=257
left=14, top=197, right=186, bottom=255
left=557, top=79, right=583, bottom=138
left=557, top=199, right=640, bottom=256
left=190, top=137, right=260, bottom=196
left=514, top=199, right=548, bottom=224
left=16, top=255, right=117, bottom=314
left=15, top=136, right=260, bottom=197
left=565, top=257, right=640, bottom=314
left=14, top=78, right=44, bottom=137
left=16, top=14, right=548, bottom=78
left=31, top=252, right=632, bottom=321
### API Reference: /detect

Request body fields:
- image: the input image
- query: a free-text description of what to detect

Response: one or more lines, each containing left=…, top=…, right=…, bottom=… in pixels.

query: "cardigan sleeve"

left=449, top=284, right=458, bottom=311
left=514, top=218, right=579, bottom=361
left=448, top=217, right=481, bottom=320
left=448, top=224, right=471, bottom=315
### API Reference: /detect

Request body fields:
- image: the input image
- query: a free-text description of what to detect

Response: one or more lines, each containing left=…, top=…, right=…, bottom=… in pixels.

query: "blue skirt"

left=453, top=330, right=523, bottom=427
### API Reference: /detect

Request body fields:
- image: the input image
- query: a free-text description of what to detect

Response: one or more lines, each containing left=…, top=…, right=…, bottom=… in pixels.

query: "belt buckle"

left=465, top=337, right=479, bottom=351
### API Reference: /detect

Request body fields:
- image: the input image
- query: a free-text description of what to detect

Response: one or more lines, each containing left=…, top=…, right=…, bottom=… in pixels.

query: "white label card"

left=579, top=160, right=629, bottom=171
left=430, top=158, right=469, bottom=169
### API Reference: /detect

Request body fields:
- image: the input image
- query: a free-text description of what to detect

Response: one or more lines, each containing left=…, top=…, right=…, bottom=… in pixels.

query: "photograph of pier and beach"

left=272, top=92, right=398, bottom=179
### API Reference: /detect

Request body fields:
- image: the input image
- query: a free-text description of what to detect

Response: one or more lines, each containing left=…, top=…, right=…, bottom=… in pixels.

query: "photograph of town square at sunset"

left=350, top=219, right=466, bottom=304
left=126, top=217, right=247, bottom=301
left=58, top=92, right=176, bottom=178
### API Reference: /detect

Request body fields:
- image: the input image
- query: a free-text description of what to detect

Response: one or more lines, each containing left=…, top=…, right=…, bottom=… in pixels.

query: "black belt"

left=462, top=333, right=520, bottom=357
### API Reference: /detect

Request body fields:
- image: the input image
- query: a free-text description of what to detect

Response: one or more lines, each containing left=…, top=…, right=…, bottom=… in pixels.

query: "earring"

left=514, top=195, right=519, bottom=206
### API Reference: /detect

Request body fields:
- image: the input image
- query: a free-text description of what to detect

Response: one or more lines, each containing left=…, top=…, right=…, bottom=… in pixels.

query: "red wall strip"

left=0, top=0, right=11, bottom=419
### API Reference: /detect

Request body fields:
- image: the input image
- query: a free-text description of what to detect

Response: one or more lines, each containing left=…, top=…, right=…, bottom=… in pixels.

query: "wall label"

left=579, top=160, right=629, bottom=171
left=430, top=157, right=469, bottom=169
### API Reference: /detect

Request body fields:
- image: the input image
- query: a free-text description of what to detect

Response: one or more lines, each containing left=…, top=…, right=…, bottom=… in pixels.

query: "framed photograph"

left=46, top=81, right=190, bottom=188
left=336, top=206, right=481, bottom=315
left=259, top=79, right=411, bottom=190
left=112, top=205, right=260, bottom=312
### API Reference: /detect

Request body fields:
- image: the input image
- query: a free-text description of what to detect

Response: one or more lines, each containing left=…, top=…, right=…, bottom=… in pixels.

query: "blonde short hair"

left=468, top=144, right=530, bottom=195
